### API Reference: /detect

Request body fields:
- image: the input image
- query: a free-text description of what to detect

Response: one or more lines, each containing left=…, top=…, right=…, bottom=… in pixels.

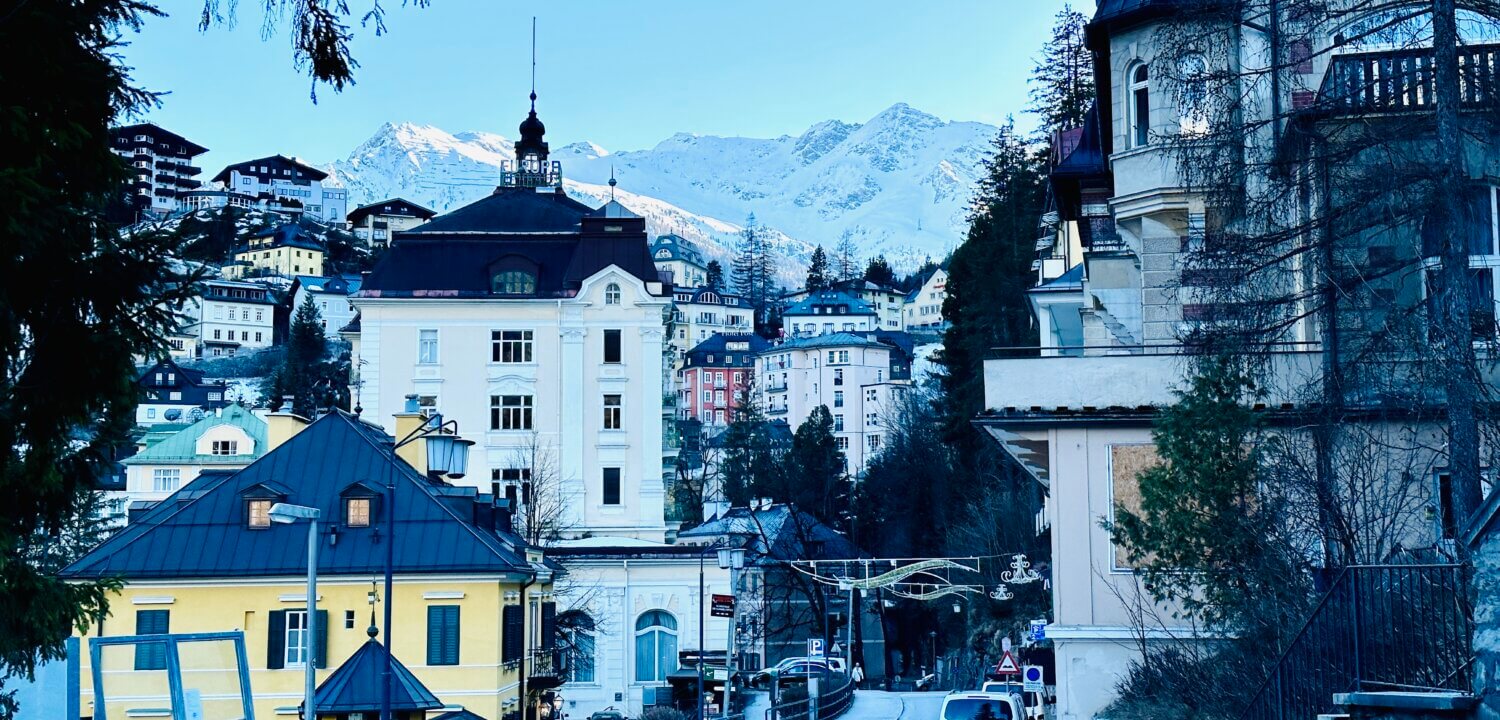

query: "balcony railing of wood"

left=1318, top=42, right=1500, bottom=114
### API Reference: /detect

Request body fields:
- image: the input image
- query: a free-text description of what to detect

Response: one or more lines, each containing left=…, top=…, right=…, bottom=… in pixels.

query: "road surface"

left=845, top=689, right=945, bottom=719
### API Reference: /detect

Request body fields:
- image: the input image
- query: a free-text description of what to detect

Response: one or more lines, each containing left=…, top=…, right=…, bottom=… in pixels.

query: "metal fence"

left=1241, top=563, right=1473, bottom=720
left=766, top=675, right=855, bottom=720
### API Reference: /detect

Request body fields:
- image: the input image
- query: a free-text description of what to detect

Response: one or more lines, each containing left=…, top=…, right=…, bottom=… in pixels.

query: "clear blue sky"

left=120, top=1, right=1076, bottom=171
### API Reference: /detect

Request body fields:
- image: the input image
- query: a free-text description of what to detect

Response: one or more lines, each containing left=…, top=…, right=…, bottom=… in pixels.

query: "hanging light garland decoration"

left=784, top=553, right=1041, bottom=604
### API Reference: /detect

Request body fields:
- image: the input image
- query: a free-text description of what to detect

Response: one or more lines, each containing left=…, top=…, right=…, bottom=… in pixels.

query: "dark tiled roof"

left=685, top=334, right=770, bottom=368
left=784, top=290, right=877, bottom=318
left=361, top=191, right=662, bottom=298
left=313, top=638, right=442, bottom=713
left=111, top=123, right=208, bottom=157
left=346, top=197, right=436, bottom=225
left=402, top=187, right=593, bottom=236
left=771, top=332, right=888, bottom=352
left=1052, top=105, right=1107, bottom=179
left=212, top=155, right=328, bottom=184
left=62, top=411, right=535, bottom=580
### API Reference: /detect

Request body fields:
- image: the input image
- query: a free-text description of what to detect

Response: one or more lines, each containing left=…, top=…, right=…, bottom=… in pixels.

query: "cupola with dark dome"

left=504, top=92, right=561, bottom=189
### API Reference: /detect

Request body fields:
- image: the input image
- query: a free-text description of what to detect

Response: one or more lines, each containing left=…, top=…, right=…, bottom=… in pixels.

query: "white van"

left=939, top=691, right=1024, bottom=720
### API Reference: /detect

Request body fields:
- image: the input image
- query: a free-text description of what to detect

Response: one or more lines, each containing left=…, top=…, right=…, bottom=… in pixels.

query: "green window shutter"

left=502, top=605, right=523, bottom=662
left=133, top=610, right=169, bottom=671
left=540, top=602, right=557, bottom=650
left=427, top=606, right=460, bottom=666
left=315, top=609, right=329, bottom=669
left=267, top=610, right=286, bottom=669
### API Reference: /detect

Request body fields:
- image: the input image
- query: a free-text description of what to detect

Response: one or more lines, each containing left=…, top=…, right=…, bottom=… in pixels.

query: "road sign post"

left=808, top=638, right=825, bottom=658
left=995, top=650, right=1020, bottom=675
left=1022, top=665, right=1043, bottom=693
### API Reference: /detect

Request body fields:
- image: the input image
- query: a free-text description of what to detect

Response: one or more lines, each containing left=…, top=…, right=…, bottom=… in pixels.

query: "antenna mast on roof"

left=530, top=17, right=537, bottom=110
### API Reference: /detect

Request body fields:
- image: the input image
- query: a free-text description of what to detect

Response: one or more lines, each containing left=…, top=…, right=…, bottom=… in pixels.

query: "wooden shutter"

left=540, top=602, right=557, bottom=650
left=267, top=610, right=286, bottom=669
left=315, top=609, right=329, bottom=669
left=133, top=610, right=169, bottom=671
left=502, top=605, right=523, bottom=662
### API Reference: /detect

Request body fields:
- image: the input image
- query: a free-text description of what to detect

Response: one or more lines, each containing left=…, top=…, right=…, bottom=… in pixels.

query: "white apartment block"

left=903, top=268, right=949, bottom=330
left=669, top=287, right=754, bottom=367
left=346, top=197, right=436, bottom=247
left=212, top=155, right=348, bottom=226
left=183, top=279, right=276, bottom=356
left=757, top=333, right=905, bottom=477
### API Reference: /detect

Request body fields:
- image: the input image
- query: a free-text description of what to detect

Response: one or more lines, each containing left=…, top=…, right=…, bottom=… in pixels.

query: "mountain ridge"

left=327, top=104, right=996, bottom=274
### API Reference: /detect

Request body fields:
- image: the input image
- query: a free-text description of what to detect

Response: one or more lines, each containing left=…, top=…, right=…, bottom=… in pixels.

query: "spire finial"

left=530, top=17, right=537, bottom=111
left=608, top=166, right=617, bottom=200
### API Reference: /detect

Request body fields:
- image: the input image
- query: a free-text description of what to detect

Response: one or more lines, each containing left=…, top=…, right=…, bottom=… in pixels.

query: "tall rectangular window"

left=602, top=467, right=622, bottom=505
left=492, top=330, right=534, bottom=363
left=153, top=468, right=181, bottom=493
left=491, top=395, right=534, bottom=430
left=603, top=329, right=622, bottom=364
left=285, top=610, right=309, bottom=667
left=418, top=329, right=438, bottom=364
left=603, top=394, right=623, bottom=430
left=834, top=391, right=845, bottom=408
left=427, top=605, right=461, bottom=666
left=134, top=610, right=170, bottom=670
left=834, top=414, right=845, bottom=431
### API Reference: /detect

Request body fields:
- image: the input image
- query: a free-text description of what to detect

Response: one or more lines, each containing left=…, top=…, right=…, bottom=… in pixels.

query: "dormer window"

left=605, top=283, right=622, bottom=305
left=247, top=499, right=272, bottom=528
left=346, top=498, right=371, bottom=527
left=491, top=270, right=537, bottom=295
left=212, top=440, right=238, bottom=456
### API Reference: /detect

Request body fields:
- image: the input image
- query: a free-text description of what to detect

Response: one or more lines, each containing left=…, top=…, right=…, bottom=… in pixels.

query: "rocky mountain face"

left=326, top=103, right=997, bottom=275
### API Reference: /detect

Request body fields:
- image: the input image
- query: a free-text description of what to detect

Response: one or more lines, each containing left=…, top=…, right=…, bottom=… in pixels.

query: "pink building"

left=678, top=334, right=770, bottom=426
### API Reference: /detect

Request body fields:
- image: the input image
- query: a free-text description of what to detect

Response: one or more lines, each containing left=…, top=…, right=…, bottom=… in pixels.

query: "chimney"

left=493, top=498, right=515, bottom=534
left=392, top=395, right=428, bottom=473
left=265, top=407, right=311, bottom=451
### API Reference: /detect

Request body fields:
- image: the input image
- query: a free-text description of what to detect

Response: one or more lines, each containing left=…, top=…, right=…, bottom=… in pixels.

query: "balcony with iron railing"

left=1317, top=42, right=1500, bottom=115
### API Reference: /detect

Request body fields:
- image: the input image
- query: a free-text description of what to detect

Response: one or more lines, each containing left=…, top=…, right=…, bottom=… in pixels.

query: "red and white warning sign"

left=995, top=650, right=1021, bottom=674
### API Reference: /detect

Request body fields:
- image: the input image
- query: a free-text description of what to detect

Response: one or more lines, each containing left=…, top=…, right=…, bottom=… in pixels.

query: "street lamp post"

left=717, top=547, right=746, bottom=718
left=269, top=503, right=322, bottom=720
left=380, top=402, right=473, bottom=720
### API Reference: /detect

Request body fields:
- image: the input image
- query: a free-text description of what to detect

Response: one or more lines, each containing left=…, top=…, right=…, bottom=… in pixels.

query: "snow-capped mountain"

left=327, top=103, right=997, bottom=271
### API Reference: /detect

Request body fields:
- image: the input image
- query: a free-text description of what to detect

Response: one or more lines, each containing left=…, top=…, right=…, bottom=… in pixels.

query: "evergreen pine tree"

left=720, top=381, right=773, bottom=507
left=705, top=260, right=724, bottom=290
left=779, top=405, right=849, bottom=530
left=863, top=255, right=896, bottom=288
left=938, top=120, right=1045, bottom=444
left=806, top=246, right=832, bottom=291
left=0, top=1, right=214, bottom=711
left=263, top=296, right=347, bottom=417
left=1027, top=4, right=1095, bottom=133
left=733, top=214, right=777, bottom=321
left=833, top=234, right=861, bottom=283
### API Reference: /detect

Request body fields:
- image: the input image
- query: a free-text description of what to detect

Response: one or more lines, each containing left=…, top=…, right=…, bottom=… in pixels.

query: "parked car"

left=772, top=656, right=847, bottom=674
left=588, top=711, right=627, bottom=720
left=939, top=691, right=1023, bottom=720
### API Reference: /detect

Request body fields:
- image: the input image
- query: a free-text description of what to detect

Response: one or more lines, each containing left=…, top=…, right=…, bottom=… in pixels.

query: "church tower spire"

left=503, top=18, right=559, bottom=190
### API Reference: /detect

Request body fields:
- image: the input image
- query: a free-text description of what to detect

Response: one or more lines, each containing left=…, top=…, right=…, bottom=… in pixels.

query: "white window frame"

left=418, top=329, right=439, bottom=365
left=1129, top=61, right=1151, bottom=148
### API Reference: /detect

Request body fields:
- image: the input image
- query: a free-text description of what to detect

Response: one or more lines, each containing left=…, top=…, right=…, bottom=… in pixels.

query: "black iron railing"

left=766, top=674, right=855, bottom=720
left=1240, top=563, right=1473, bottom=720
left=1319, top=43, right=1500, bottom=113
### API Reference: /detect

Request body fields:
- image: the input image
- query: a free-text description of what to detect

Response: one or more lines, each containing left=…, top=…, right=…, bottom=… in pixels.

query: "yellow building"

left=64, top=409, right=563, bottom=720
left=234, top=223, right=326, bottom=278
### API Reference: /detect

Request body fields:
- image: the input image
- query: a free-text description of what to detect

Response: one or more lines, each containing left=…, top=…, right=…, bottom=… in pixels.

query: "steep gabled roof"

left=346, top=197, right=436, bottom=225
left=62, top=411, right=534, bottom=580
left=313, top=638, right=442, bottom=713
left=245, top=223, right=324, bottom=252
left=212, top=154, right=328, bottom=184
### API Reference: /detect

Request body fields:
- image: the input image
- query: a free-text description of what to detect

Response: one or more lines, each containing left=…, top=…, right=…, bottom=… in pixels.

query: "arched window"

left=492, top=270, right=536, bottom=296
left=1177, top=54, right=1209, bottom=136
left=605, top=283, right=622, bottom=305
left=1129, top=63, right=1150, bottom=148
left=634, top=610, right=678, bottom=682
